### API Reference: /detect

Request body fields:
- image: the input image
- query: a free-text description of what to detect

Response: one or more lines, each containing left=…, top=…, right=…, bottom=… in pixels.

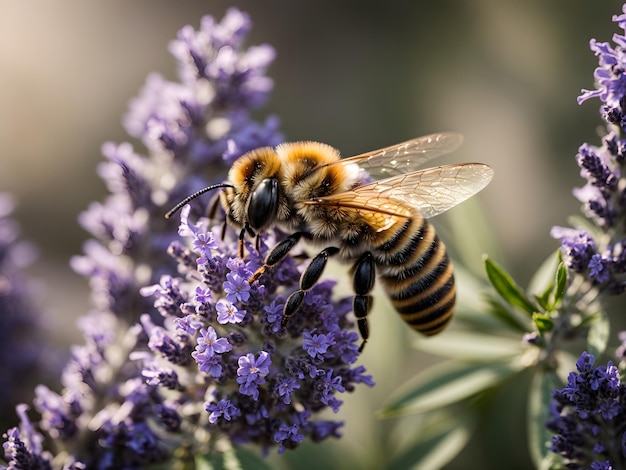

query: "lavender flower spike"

left=139, top=204, right=374, bottom=454
left=0, top=194, right=47, bottom=428
left=3, top=8, right=371, bottom=466
left=544, top=5, right=626, bottom=469
left=547, top=351, right=626, bottom=469
left=552, top=6, right=626, bottom=295
left=4, top=8, right=288, bottom=467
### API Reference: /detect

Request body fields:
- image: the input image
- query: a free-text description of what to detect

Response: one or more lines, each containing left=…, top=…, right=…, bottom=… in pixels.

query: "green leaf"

left=527, top=250, right=560, bottom=301
left=453, top=263, right=493, bottom=314
left=553, top=262, right=567, bottom=307
left=528, top=368, right=563, bottom=470
left=484, top=296, right=531, bottom=333
left=379, top=359, right=521, bottom=419
left=534, top=284, right=554, bottom=312
left=532, top=313, right=554, bottom=333
left=413, top=331, right=524, bottom=362
left=440, top=196, right=504, bottom=278
left=389, top=411, right=476, bottom=470
left=484, top=256, right=538, bottom=315
left=586, top=309, right=610, bottom=359
left=532, top=256, right=567, bottom=312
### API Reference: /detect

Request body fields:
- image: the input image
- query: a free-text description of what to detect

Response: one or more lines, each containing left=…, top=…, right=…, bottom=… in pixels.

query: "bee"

left=165, top=133, right=493, bottom=351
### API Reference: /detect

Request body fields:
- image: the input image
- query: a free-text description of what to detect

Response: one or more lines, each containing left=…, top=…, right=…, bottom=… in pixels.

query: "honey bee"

left=166, top=133, right=493, bottom=351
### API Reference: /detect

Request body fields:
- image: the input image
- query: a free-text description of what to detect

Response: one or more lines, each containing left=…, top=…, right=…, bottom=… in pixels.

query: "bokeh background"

left=1, top=1, right=623, bottom=468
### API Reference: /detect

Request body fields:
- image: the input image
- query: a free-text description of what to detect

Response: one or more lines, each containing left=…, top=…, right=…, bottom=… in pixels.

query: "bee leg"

left=238, top=223, right=256, bottom=259
left=207, top=194, right=222, bottom=219
left=282, top=246, right=340, bottom=326
left=238, top=227, right=247, bottom=259
left=249, top=231, right=309, bottom=283
left=354, top=295, right=373, bottom=352
left=353, top=252, right=376, bottom=352
left=221, top=219, right=228, bottom=241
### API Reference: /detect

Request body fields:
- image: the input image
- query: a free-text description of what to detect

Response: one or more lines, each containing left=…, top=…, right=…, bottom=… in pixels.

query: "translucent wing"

left=331, top=132, right=464, bottom=178
left=303, top=193, right=415, bottom=233
left=306, top=163, right=493, bottom=220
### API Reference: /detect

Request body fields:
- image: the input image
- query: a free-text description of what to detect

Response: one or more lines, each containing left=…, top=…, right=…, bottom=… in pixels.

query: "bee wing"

left=335, top=132, right=464, bottom=178
left=308, top=163, right=493, bottom=220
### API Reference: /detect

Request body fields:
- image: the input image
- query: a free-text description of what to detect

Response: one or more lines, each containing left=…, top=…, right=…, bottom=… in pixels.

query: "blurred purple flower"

left=0, top=194, right=48, bottom=428
left=552, top=8, right=626, bottom=294
left=3, top=8, right=286, bottom=468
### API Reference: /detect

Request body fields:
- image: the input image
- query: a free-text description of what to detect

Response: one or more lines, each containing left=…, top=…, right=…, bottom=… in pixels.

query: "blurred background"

left=1, top=1, right=623, bottom=468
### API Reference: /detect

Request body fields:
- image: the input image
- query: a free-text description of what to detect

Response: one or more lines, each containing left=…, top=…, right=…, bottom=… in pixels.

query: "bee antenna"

left=164, top=183, right=234, bottom=219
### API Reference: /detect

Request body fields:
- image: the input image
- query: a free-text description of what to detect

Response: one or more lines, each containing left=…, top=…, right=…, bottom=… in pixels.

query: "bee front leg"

left=353, top=252, right=376, bottom=352
left=249, top=232, right=309, bottom=283
left=238, top=222, right=256, bottom=259
left=282, top=246, right=340, bottom=326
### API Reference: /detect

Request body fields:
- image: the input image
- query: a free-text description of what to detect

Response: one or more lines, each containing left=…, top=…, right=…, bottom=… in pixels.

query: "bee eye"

left=247, top=178, right=279, bottom=230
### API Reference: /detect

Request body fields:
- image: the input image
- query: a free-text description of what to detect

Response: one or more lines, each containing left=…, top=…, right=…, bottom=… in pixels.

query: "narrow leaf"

left=527, top=250, right=560, bottom=300
left=413, top=331, right=524, bottom=362
left=534, top=284, right=554, bottom=312
left=528, top=368, right=563, bottom=470
left=389, top=411, right=476, bottom=470
left=484, top=256, right=538, bottom=315
left=532, top=313, right=554, bottom=333
left=484, top=296, right=531, bottom=333
left=379, top=360, right=520, bottom=418
left=553, top=262, right=567, bottom=307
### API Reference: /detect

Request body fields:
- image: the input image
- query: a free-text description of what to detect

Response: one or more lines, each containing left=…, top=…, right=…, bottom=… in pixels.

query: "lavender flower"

left=71, top=6, right=283, bottom=325
left=2, top=405, right=55, bottom=470
left=547, top=351, right=626, bottom=469
left=138, top=205, right=374, bottom=454
left=542, top=8, right=626, bottom=466
left=0, top=194, right=47, bottom=428
left=3, top=9, right=291, bottom=468
left=124, top=7, right=281, bottom=167
left=552, top=6, right=626, bottom=295
left=2, top=311, right=170, bottom=469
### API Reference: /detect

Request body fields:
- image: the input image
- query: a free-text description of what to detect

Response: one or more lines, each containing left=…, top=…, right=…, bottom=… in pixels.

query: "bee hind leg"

left=353, top=252, right=376, bottom=352
left=282, top=246, right=340, bottom=326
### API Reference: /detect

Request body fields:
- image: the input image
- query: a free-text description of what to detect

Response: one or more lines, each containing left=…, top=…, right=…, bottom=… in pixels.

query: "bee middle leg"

left=352, top=252, right=375, bottom=352
left=282, top=246, right=341, bottom=326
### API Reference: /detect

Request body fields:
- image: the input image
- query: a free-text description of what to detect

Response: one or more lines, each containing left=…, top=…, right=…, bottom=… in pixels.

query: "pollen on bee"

left=277, top=142, right=343, bottom=193
left=278, top=142, right=340, bottom=176
left=228, top=147, right=281, bottom=188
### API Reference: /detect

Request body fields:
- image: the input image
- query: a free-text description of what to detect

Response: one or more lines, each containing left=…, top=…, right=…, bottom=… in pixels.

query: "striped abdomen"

left=374, top=217, right=455, bottom=335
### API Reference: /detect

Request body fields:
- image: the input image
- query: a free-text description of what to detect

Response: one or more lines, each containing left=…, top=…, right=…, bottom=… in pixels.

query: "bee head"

left=225, top=146, right=283, bottom=231
left=246, top=177, right=279, bottom=230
